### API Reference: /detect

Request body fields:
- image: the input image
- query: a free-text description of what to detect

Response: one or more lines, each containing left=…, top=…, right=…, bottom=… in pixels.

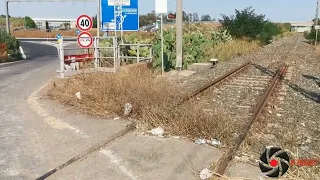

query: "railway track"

left=179, top=61, right=287, bottom=176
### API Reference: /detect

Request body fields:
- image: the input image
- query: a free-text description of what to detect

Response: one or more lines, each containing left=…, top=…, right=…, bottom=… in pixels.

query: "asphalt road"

left=0, top=42, right=60, bottom=179
left=0, top=42, right=132, bottom=179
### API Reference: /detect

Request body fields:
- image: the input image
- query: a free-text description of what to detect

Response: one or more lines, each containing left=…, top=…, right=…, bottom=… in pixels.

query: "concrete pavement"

left=1, top=42, right=223, bottom=180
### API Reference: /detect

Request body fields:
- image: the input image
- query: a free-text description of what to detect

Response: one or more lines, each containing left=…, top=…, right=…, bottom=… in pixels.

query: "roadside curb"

left=27, top=82, right=88, bottom=137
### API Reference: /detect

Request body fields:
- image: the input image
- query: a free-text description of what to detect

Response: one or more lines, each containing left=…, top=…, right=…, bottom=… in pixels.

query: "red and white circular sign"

left=77, top=31, right=93, bottom=48
left=76, top=14, right=93, bottom=31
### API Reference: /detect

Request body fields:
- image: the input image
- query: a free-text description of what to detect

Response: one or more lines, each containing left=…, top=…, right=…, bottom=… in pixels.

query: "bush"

left=276, top=23, right=292, bottom=32
left=0, top=29, right=22, bottom=61
left=304, top=28, right=320, bottom=42
left=152, top=28, right=233, bottom=70
left=25, top=16, right=36, bottom=29
left=219, top=7, right=282, bottom=44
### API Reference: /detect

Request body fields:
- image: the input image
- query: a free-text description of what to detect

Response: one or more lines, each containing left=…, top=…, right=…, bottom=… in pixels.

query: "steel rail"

left=214, top=63, right=288, bottom=175
left=175, top=61, right=251, bottom=106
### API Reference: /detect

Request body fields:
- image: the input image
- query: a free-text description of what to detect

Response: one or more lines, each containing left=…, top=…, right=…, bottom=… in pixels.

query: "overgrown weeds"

left=204, top=39, right=260, bottom=61
left=46, top=70, right=234, bottom=142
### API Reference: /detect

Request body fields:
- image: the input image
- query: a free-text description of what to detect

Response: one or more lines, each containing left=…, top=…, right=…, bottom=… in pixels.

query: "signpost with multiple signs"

left=101, top=0, right=139, bottom=31
left=76, top=14, right=93, bottom=48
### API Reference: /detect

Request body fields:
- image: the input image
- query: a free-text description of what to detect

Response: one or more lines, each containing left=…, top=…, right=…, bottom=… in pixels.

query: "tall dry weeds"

left=46, top=70, right=234, bottom=141
left=205, top=40, right=261, bottom=62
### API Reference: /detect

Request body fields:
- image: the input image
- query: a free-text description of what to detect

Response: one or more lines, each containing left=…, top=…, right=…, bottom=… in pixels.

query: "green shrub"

left=0, top=29, right=22, bottom=61
left=219, top=7, right=282, bottom=44
left=24, top=16, right=36, bottom=29
left=152, top=28, right=233, bottom=70
left=304, top=28, right=320, bottom=42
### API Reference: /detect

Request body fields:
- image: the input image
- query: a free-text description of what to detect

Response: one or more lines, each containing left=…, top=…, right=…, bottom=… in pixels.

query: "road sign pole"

left=97, top=0, right=101, bottom=37
left=161, top=13, right=164, bottom=76
left=5, top=0, right=10, bottom=34
left=176, top=0, right=183, bottom=71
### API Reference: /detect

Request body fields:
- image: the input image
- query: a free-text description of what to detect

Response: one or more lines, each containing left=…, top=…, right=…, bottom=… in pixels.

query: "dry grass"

left=204, top=39, right=261, bottom=62
left=0, top=17, right=24, bottom=28
left=11, top=28, right=155, bottom=38
left=45, top=69, right=234, bottom=140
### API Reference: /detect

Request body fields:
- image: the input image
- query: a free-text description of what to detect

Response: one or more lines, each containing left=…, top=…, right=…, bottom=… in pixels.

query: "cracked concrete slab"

left=48, top=132, right=222, bottom=180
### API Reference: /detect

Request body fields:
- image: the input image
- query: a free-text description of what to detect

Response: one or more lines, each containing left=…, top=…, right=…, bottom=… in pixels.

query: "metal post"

left=316, top=0, right=319, bottom=46
left=113, top=37, right=117, bottom=72
left=161, top=13, right=164, bottom=75
left=149, top=46, right=153, bottom=62
left=5, top=0, right=10, bottom=34
left=94, top=37, right=98, bottom=68
left=59, top=37, right=65, bottom=78
left=97, top=0, right=101, bottom=37
left=137, top=44, right=140, bottom=63
left=176, top=0, right=183, bottom=71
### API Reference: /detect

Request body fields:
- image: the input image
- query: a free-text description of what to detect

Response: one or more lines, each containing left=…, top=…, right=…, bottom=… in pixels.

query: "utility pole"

left=176, top=0, right=183, bottom=71
left=5, top=0, right=10, bottom=34
left=316, top=0, right=319, bottom=46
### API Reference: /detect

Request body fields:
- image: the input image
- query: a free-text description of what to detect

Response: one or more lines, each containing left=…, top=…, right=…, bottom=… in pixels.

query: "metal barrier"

left=58, top=36, right=118, bottom=78
left=118, top=43, right=152, bottom=64
left=57, top=37, right=152, bottom=78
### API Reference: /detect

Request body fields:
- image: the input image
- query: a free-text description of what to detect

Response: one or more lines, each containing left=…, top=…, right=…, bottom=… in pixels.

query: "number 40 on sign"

left=76, top=14, right=93, bottom=32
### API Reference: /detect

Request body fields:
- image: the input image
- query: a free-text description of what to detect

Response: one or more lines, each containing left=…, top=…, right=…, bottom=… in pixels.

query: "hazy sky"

left=0, top=0, right=317, bottom=22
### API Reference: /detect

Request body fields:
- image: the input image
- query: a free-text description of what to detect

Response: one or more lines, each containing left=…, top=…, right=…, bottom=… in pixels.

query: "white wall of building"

left=33, top=18, right=77, bottom=29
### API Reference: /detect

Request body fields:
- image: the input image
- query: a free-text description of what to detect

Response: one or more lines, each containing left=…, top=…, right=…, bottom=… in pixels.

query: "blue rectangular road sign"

left=101, top=0, right=139, bottom=31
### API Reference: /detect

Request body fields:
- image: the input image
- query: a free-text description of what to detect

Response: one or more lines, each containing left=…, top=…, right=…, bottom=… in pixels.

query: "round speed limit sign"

left=77, top=31, right=93, bottom=48
left=76, top=14, right=93, bottom=31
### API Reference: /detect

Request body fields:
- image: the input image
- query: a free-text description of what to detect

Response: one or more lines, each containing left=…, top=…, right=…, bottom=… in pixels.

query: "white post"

left=137, top=44, right=140, bottom=63
left=94, top=37, right=98, bottom=68
left=59, top=37, right=65, bottom=78
left=161, top=13, right=164, bottom=76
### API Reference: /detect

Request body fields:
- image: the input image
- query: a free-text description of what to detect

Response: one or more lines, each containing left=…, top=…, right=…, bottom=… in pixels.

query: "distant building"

left=33, top=18, right=77, bottom=30
left=289, top=21, right=314, bottom=33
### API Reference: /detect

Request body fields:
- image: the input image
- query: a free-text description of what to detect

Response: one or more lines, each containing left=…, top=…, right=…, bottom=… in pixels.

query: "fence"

left=58, top=36, right=153, bottom=78
left=118, top=43, right=153, bottom=65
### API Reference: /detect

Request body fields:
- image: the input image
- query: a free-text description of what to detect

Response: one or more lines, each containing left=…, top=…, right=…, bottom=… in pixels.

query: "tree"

left=183, top=11, right=189, bottom=21
left=187, top=13, right=193, bottom=21
left=24, top=16, right=36, bottom=29
left=0, top=14, right=11, bottom=18
left=92, top=15, right=97, bottom=28
left=192, top=13, right=199, bottom=22
left=139, top=12, right=156, bottom=27
left=219, top=7, right=281, bottom=44
left=201, top=14, right=211, bottom=21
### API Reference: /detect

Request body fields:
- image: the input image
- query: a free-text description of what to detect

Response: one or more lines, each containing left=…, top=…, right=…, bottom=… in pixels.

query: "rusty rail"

left=214, top=63, right=288, bottom=175
left=176, top=61, right=251, bottom=106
